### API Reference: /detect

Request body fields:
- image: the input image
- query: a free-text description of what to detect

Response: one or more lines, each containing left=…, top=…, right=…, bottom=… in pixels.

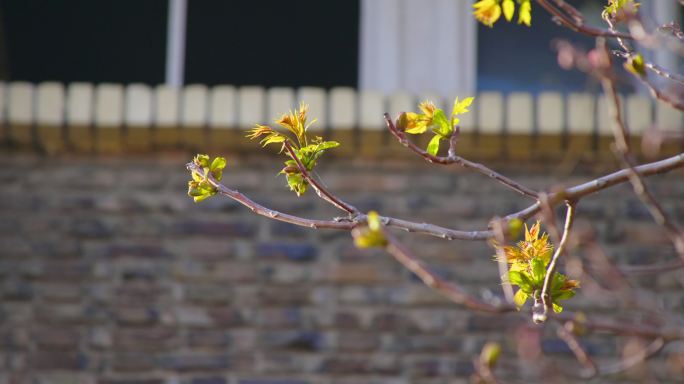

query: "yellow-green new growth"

left=400, top=97, right=474, bottom=156
left=473, top=0, right=531, bottom=27
left=187, top=154, right=227, bottom=202
left=246, top=103, right=340, bottom=196
left=496, top=221, right=579, bottom=313
left=353, top=211, right=388, bottom=248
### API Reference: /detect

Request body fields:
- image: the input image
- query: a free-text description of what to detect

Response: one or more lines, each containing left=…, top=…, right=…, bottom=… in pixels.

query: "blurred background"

left=3, top=0, right=680, bottom=93
left=1, top=1, right=684, bottom=383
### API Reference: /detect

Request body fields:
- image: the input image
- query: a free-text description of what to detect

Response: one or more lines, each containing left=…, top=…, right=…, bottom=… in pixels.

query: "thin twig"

left=605, top=17, right=684, bottom=111
left=536, top=0, right=632, bottom=39
left=611, top=50, right=684, bottom=85
left=384, top=114, right=539, bottom=199
left=283, top=141, right=359, bottom=215
left=599, top=41, right=684, bottom=259
left=552, top=312, right=684, bottom=341
left=187, top=162, right=358, bottom=230
left=556, top=322, right=598, bottom=377
left=384, top=232, right=515, bottom=313
left=473, top=359, right=501, bottom=384
left=549, top=0, right=584, bottom=24
left=503, top=152, right=684, bottom=224
left=534, top=202, right=575, bottom=323
left=593, top=338, right=666, bottom=376
left=620, top=258, right=684, bottom=275
left=192, top=152, right=684, bottom=243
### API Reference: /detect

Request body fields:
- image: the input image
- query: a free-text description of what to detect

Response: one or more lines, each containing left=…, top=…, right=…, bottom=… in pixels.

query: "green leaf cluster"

left=187, top=154, right=227, bottom=202
left=399, top=97, right=474, bottom=156
left=497, top=221, right=579, bottom=313
left=246, top=103, right=339, bottom=196
left=353, top=211, right=388, bottom=248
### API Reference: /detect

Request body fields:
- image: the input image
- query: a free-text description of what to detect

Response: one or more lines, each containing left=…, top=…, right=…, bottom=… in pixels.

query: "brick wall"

left=1, top=152, right=684, bottom=383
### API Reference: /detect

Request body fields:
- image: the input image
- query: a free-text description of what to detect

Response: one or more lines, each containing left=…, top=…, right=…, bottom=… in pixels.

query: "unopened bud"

left=480, top=342, right=502, bottom=368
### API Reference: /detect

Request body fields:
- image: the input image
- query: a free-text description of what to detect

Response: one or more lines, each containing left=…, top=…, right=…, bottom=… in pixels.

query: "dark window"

left=477, top=0, right=604, bottom=93
left=185, top=0, right=359, bottom=88
left=0, top=0, right=168, bottom=84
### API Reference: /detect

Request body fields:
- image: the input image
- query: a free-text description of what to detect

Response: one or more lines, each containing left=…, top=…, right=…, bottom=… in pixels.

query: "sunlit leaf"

left=518, top=0, right=532, bottom=26
left=210, top=156, right=227, bottom=181
left=531, top=258, right=547, bottom=285
left=473, top=0, right=502, bottom=27
left=502, top=0, right=515, bottom=21
left=317, top=141, right=340, bottom=151
left=404, top=112, right=429, bottom=134
left=193, top=154, right=210, bottom=168
left=418, top=100, right=437, bottom=118
left=426, top=134, right=441, bottom=156
left=452, top=96, right=475, bottom=116
left=514, top=289, right=528, bottom=308
left=432, top=109, right=451, bottom=137
left=552, top=302, right=563, bottom=313
left=508, top=270, right=533, bottom=291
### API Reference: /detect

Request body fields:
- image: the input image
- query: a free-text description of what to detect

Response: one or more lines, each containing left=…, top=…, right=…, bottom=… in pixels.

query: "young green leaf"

left=502, top=0, right=515, bottom=21
left=552, top=302, right=563, bottom=313
left=452, top=97, right=475, bottom=117
left=210, top=157, right=227, bottom=181
left=553, top=290, right=575, bottom=301
left=508, top=270, right=533, bottom=292
left=426, top=135, right=441, bottom=156
left=431, top=109, right=451, bottom=137
left=531, top=258, right=547, bottom=285
left=193, top=154, right=210, bottom=168
left=514, top=289, right=528, bottom=308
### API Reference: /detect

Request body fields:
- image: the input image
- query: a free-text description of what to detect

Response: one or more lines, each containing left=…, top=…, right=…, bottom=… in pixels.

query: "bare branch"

left=536, top=0, right=632, bottom=39
left=503, top=153, right=684, bottom=224
left=553, top=313, right=684, bottom=341
left=599, top=41, right=684, bottom=259
left=556, top=322, right=598, bottom=378
left=384, top=232, right=515, bottom=314
left=593, top=338, right=666, bottom=376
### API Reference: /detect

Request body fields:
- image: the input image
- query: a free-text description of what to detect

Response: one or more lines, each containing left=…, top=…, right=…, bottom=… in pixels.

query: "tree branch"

left=384, top=113, right=539, bottom=199
left=557, top=322, right=598, bottom=378
left=192, top=152, right=684, bottom=243
left=536, top=202, right=576, bottom=323
left=553, top=312, right=684, bottom=341
left=536, top=0, right=633, bottom=39
left=187, top=162, right=358, bottom=230
left=383, top=232, right=515, bottom=314
left=593, top=338, right=666, bottom=376
left=599, top=41, right=684, bottom=259
left=283, top=141, right=359, bottom=215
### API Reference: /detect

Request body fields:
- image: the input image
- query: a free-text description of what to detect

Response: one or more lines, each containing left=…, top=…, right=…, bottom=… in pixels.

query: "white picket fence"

left=1, top=81, right=682, bottom=135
